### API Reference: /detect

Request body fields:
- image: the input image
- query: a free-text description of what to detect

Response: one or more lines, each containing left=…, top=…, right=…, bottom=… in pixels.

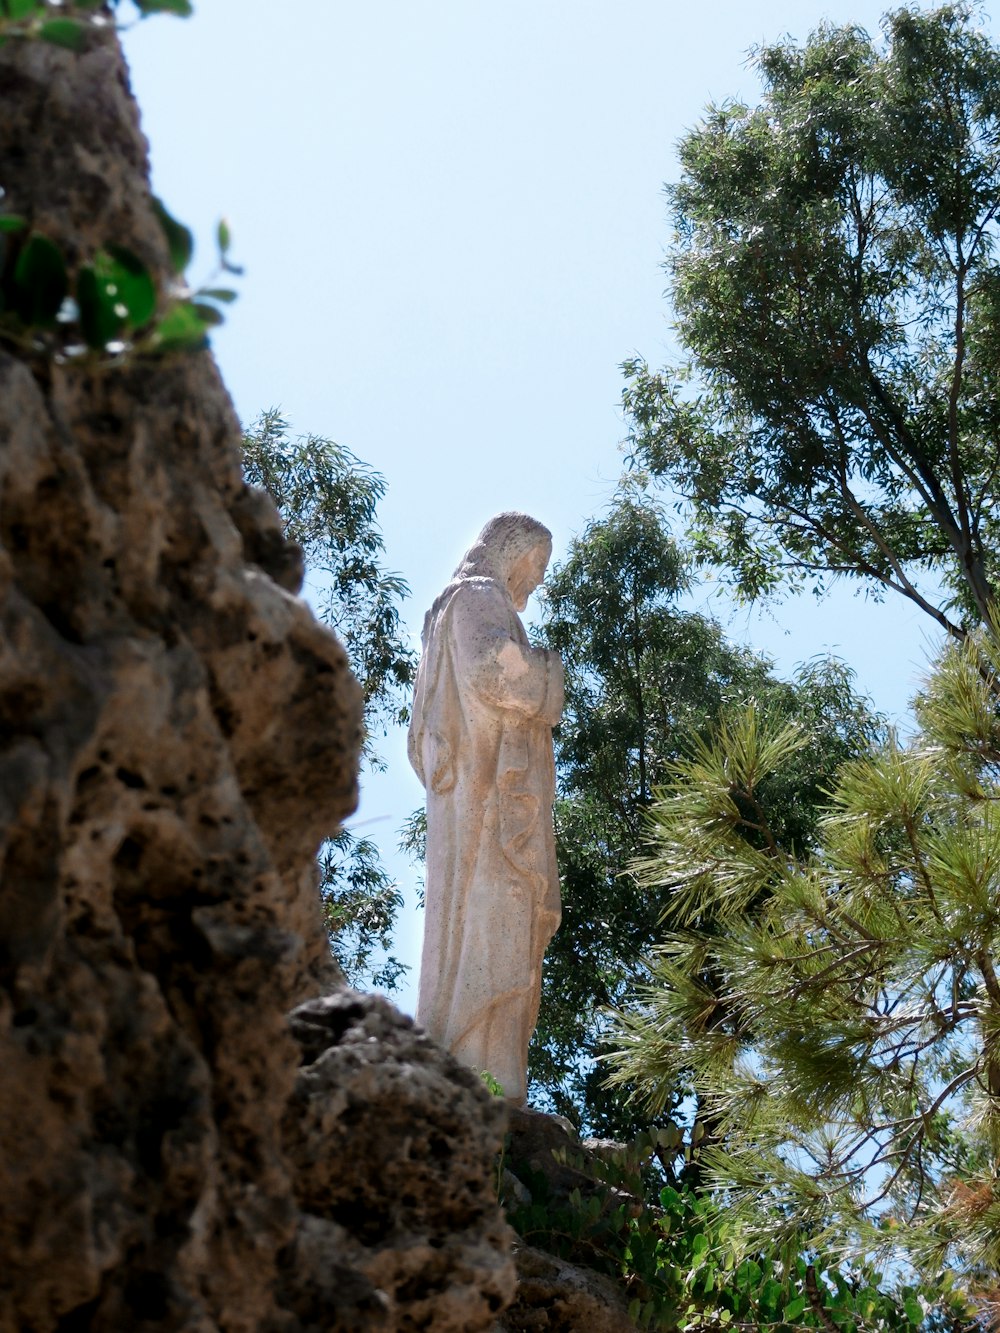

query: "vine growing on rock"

left=499, top=1121, right=972, bottom=1331
left=0, top=205, right=240, bottom=358
left=0, top=0, right=192, bottom=47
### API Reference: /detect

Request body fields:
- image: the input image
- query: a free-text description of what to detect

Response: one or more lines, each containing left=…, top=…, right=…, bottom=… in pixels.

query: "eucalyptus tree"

left=624, top=3, right=1000, bottom=638
left=243, top=409, right=415, bottom=988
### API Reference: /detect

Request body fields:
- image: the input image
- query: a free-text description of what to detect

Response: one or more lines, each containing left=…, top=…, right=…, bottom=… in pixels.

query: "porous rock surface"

left=497, top=1109, right=636, bottom=1333
left=280, top=991, right=514, bottom=1330
left=0, top=28, right=513, bottom=1333
left=500, top=1247, right=635, bottom=1333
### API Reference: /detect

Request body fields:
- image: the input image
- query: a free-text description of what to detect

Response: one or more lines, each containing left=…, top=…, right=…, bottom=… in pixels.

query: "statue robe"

left=409, top=573, right=562, bottom=1103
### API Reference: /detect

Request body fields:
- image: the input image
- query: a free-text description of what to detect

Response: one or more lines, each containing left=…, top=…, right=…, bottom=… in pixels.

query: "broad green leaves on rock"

left=12, top=233, right=66, bottom=325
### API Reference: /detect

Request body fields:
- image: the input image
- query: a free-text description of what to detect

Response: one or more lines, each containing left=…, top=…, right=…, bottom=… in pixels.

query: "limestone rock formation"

left=500, top=1247, right=635, bottom=1333
left=0, top=25, right=513, bottom=1333
left=280, top=991, right=515, bottom=1330
left=497, top=1109, right=638, bottom=1333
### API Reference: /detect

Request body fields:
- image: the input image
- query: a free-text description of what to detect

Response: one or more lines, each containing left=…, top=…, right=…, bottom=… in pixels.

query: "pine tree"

left=606, top=621, right=1000, bottom=1297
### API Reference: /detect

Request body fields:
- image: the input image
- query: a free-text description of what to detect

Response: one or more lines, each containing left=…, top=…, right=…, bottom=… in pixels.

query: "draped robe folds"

left=409, top=572, right=563, bottom=1104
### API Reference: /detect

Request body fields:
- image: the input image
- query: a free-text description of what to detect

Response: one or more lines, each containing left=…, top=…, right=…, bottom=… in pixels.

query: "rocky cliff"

left=0, top=24, right=513, bottom=1332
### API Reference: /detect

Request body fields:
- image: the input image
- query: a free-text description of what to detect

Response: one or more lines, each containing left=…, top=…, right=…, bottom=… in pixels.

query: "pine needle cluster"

left=605, top=623, right=1000, bottom=1288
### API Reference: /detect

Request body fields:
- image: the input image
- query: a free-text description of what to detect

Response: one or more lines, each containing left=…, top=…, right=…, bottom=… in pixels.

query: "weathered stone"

left=280, top=991, right=517, bottom=1331
left=505, top=1107, right=612, bottom=1212
left=497, top=1108, right=644, bottom=1332
left=499, top=1247, right=635, bottom=1333
left=409, top=513, right=564, bottom=1104
left=0, top=26, right=514, bottom=1333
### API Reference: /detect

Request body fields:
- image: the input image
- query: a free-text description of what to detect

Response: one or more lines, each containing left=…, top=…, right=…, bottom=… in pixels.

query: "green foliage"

left=0, top=0, right=236, bottom=370
left=625, top=3, right=1000, bottom=637
left=605, top=621, right=1000, bottom=1295
left=530, top=490, right=882, bottom=1134
left=0, top=0, right=232, bottom=369
left=134, top=0, right=193, bottom=17
left=77, top=246, right=156, bottom=346
left=318, top=833, right=405, bottom=991
left=0, top=0, right=192, bottom=53
left=11, top=233, right=66, bottom=325
left=242, top=409, right=414, bottom=746
left=503, top=1130, right=681, bottom=1328
left=501, top=1129, right=966, bottom=1330
left=152, top=196, right=194, bottom=276
left=242, top=410, right=415, bottom=989
left=0, top=201, right=239, bottom=359
left=478, top=1068, right=505, bottom=1097
left=37, top=17, right=88, bottom=49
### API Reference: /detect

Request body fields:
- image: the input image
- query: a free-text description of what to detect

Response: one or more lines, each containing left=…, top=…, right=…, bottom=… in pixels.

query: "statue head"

left=455, top=512, right=553, bottom=612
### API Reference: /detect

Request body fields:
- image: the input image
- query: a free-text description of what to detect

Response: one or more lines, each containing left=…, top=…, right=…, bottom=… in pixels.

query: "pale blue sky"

left=121, top=1, right=988, bottom=1013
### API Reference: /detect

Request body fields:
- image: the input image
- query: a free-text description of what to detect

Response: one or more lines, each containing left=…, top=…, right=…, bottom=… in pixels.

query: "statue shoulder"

left=450, top=575, right=507, bottom=609
left=420, top=578, right=505, bottom=652
left=447, top=577, right=514, bottom=633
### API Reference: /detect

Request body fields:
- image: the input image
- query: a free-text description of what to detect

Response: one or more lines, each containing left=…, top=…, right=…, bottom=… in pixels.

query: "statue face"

left=506, top=541, right=551, bottom=612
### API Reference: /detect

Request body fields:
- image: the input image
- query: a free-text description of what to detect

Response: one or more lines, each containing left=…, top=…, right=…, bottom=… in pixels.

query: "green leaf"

left=784, top=1296, right=807, bottom=1321
left=151, top=300, right=208, bottom=352
left=77, top=265, right=123, bottom=349
left=2, top=0, right=42, bottom=18
left=659, top=1185, right=683, bottom=1211
left=135, top=0, right=193, bottom=13
left=105, top=246, right=156, bottom=326
left=77, top=248, right=157, bottom=346
left=736, top=1259, right=762, bottom=1290
left=759, top=1279, right=783, bottom=1316
left=190, top=300, right=224, bottom=327
left=39, top=18, right=86, bottom=50
left=0, top=215, right=26, bottom=233
left=657, top=1121, right=681, bottom=1149
left=151, top=197, right=192, bottom=274
left=13, top=234, right=68, bottom=326
left=904, top=1298, right=923, bottom=1326
left=198, top=286, right=237, bottom=303
left=216, top=217, right=231, bottom=256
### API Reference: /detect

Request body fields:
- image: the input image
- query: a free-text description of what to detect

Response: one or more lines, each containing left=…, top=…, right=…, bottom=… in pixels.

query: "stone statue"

left=409, top=512, right=564, bottom=1104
